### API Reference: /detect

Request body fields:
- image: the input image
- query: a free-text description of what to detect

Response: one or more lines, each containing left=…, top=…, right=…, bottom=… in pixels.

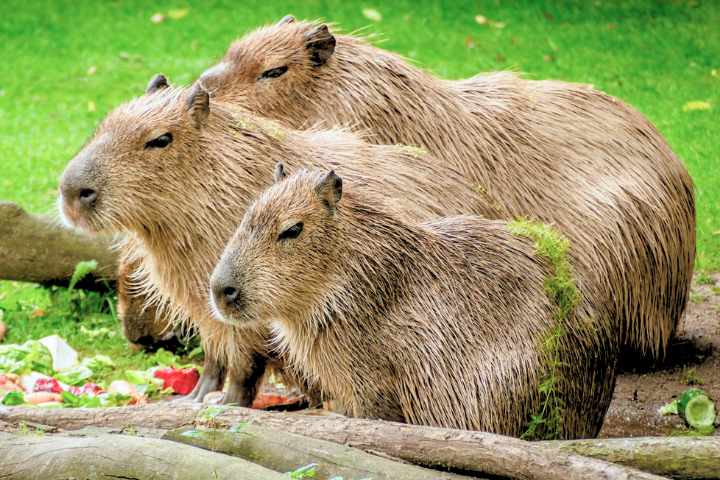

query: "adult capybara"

left=58, top=78, right=503, bottom=405
left=210, top=166, right=617, bottom=438
left=199, top=17, right=695, bottom=363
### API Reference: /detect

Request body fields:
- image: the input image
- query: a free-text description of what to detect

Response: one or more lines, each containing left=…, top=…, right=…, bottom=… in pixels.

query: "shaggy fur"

left=116, top=254, right=186, bottom=352
left=58, top=84, right=501, bottom=405
left=200, top=18, right=696, bottom=361
left=210, top=167, right=618, bottom=438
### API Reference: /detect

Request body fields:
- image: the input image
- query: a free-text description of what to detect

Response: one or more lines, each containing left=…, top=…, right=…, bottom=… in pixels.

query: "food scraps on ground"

left=660, top=387, right=717, bottom=434
left=0, top=337, right=199, bottom=408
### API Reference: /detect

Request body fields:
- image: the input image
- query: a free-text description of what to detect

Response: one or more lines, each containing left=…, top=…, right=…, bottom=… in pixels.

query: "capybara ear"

left=315, top=170, right=343, bottom=211
left=277, top=15, right=295, bottom=25
left=146, top=74, right=169, bottom=95
left=186, top=83, right=210, bottom=128
left=304, top=24, right=336, bottom=67
left=273, top=162, right=287, bottom=183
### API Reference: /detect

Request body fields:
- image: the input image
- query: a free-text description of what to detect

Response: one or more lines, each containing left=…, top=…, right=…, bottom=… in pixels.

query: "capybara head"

left=210, top=164, right=342, bottom=326
left=198, top=17, right=336, bottom=118
left=58, top=76, right=211, bottom=234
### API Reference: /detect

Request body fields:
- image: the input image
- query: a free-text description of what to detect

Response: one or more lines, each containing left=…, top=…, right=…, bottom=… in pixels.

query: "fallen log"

left=0, top=431, right=285, bottom=479
left=0, top=404, right=668, bottom=480
left=0, top=201, right=118, bottom=291
left=165, top=425, right=471, bottom=480
left=540, top=436, right=720, bottom=480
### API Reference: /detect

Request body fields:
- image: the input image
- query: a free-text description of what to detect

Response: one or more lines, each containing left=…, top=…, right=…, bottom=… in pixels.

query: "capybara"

left=209, top=166, right=617, bottom=438
left=58, top=79, right=503, bottom=405
left=199, top=17, right=695, bottom=363
left=116, top=254, right=186, bottom=353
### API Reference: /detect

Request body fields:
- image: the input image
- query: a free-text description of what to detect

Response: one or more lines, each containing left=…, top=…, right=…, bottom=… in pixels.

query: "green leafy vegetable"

left=150, top=348, right=180, bottom=367
left=102, top=392, right=132, bottom=407
left=125, top=369, right=166, bottom=397
left=1, top=391, right=25, bottom=406
left=56, top=364, right=93, bottom=386
left=0, top=340, right=54, bottom=375
left=61, top=391, right=101, bottom=408
left=83, top=354, right=115, bottom=378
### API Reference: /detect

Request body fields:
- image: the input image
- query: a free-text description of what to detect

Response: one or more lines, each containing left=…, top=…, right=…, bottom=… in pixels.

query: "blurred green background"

left=0, top=0, right=717, bottom=268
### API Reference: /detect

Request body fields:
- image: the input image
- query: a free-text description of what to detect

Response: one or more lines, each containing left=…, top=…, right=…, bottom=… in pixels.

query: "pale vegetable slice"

left=678, top=388, right=716, bottom=431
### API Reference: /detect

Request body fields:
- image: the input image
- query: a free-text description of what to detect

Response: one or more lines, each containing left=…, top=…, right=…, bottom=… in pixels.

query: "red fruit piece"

left=83, top=383, right=103, bottom=395
left=33, top=377, right=63, bottom=394
left=153, top=367, right=199, bottom=395
left=251, top=393, right=292, bottom=410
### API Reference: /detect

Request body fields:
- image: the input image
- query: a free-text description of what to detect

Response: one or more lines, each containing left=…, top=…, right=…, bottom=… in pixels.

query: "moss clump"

left=508, top=219, right=579, bottom=321
left=509, top=219, right=579, bottom=440
left=233, top=114, right=287, bottom=141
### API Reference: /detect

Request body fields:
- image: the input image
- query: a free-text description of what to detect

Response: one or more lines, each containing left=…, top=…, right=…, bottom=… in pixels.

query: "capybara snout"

left=59, top=149, right=102, bottom=230
left=209, top=259, right=249, bottom=325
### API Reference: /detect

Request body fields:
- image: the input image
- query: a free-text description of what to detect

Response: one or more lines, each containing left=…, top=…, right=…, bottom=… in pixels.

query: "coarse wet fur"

left=199, top=18, right=696, bottom=363
left=58, top=81, right=502, bottom=405
left=210, top=167, right=618, bottom=438
left=117, top=255, right=185, bottom=353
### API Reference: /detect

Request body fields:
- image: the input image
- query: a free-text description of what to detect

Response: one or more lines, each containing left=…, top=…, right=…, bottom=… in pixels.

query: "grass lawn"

left=0, top=1, right=718, bottom=362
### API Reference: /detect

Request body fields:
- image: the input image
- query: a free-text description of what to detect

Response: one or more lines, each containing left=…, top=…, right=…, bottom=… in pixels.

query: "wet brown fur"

left=211, top=167, right=618, bottom=437
left=200, top=19, right=696, bottom=361
left=59, top=85, right=502, bottom=405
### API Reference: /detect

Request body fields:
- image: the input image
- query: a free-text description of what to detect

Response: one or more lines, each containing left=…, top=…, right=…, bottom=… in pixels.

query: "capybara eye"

left=144, top=133, right=173, bottom=149
left=260, top=66, right=288, bottom=80
left=277, top=222, right=303, bottom=241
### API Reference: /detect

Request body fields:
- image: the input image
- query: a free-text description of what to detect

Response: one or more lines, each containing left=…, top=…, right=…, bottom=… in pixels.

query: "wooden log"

left=164, top=425, right=472, bottom=480
left=0, top=201, right=118, bottom=290
left=0, top=404, right=669, bottom=480
left=540, top=436, right=720, bottom=480
left=0, top=431, right=285, bottom=479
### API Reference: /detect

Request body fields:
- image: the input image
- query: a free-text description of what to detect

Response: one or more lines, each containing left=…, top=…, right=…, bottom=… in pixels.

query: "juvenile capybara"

left=58, top=79, right=504, bottom=405
left=210, top=166, right=617, bottom=438
left=116, top=253, right=186, bottom=353
left=199, top=18, right=695, bottom=363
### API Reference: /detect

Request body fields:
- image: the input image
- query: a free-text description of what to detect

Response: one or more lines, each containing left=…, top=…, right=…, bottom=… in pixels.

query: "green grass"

left=0, top=1, right=718, bottom=358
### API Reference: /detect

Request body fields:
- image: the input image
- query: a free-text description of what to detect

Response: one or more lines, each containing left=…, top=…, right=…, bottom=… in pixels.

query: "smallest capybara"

left=210, top=165, right=618, bottom=439
left=116, top=254, right=186, bottom=353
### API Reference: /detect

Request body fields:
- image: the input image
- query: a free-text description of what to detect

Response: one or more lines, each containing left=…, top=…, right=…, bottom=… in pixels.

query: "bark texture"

left=0, top=404, right=673, bottom=480
left=0, top=431, right=285, bottom=479
left=540, top=436, right=720, bottom=480
left=165, top=425, right=472, bottom=479
left=0, top=201, right=117, bottom=290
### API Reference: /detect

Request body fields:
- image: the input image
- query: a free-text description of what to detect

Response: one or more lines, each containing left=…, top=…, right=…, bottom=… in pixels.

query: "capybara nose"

left=60, top=174, right=98, bottom=210
left=212, top=279, right=244, bottom=311
left=78, top=188, right=98, bottom=207
left=222, top=286, right=239, bottom=304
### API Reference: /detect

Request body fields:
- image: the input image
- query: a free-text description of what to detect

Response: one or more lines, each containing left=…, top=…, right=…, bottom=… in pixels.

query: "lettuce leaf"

left=0, top=340, right=54, bottom=375
left=1, top=391, right=25, bottom=406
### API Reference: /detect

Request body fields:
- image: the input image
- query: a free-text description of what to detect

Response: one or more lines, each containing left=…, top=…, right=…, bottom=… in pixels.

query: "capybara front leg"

left=179, top=356, right=225, bottom=402
left=223, top=353, right=267, bottom=407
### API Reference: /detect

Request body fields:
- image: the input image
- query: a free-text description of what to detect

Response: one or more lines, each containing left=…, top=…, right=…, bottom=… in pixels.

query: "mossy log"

left=0, top=431, right=285, bottom=479
left=164, top=425, right=471, bottom=480
left=540, top=436, right=720, bottom=480
left=0, top=404, right=668, bottom=480
left=0, top=201, right=118, bottom=290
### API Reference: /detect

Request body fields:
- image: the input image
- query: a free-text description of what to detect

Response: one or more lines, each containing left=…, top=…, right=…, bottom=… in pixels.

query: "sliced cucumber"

left=677, top=388, right=716, bottom=431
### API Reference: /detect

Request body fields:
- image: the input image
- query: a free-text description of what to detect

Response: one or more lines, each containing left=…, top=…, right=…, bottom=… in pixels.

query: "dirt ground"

left=600, top=273, right=720, bottom=437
